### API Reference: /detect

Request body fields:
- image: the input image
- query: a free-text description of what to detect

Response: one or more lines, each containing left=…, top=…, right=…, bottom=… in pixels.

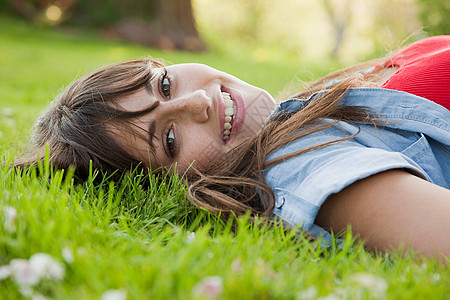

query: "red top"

left=378, top=35, right=450, bottom=110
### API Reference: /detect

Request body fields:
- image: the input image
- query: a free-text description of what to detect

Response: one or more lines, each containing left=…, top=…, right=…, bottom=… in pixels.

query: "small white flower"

left=0, top=265, right=12, bottom=280
left=186, top=231, right=196, bottom=243
left=297, top=286, right=318, bottom=300
left=62, top=247, right=74, bottom=264
left=19, top=285, right=34, bottom=297
left=231, top=258, right=242, bottom=272
left=2, top=107, right=14, bottom=117
left=193, top=276, right=223, bottom=299
left=4, top=206, right=17, bottom=233
left=77, top=247, right=86, bottom=256
left=351, top=272, right=387, bottom=295
left=32, top=293, right=51, bottom=300
left=29, top=253, right=65, bottom=281
left=10, top=259, right=40, bottom=287
left=3, top=118, right=16, bottom=127
left=433, top=273, right=441, bottom=282
left=101, top=289, right=127, bottom=300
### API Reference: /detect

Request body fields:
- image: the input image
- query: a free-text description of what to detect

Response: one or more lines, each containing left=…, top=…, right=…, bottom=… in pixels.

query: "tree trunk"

left=154, top=0, right=207, bottom=51
left=8, top=0, right=207, bottom=52
left=322, top=0, right=352, bottom=59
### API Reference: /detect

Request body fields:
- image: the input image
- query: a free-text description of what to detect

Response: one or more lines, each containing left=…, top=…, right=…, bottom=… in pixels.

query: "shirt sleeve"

left=380, top=35, right=450, bottom=109
left=264, top=133, right=429, bottom=236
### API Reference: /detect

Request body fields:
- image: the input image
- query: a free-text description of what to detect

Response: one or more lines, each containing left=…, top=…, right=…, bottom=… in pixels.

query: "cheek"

left=181, top=138, right=225, bottom=171
left=244, top=92, right=274, bottom=130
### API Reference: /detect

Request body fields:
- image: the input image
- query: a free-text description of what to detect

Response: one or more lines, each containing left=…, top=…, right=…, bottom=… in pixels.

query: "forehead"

left=115, top=88, right=154, bottom=112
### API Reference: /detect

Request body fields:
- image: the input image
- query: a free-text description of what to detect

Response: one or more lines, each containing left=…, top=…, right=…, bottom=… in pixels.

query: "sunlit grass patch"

left=1, top=160, right=448, bottom=299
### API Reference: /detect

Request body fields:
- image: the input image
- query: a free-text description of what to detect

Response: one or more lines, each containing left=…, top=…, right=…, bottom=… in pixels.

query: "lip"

left=219, top=86, right=245, bottom=144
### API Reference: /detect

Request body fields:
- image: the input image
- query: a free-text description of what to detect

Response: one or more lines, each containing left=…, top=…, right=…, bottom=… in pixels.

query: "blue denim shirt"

left=264, top=88, right=450, bottom=241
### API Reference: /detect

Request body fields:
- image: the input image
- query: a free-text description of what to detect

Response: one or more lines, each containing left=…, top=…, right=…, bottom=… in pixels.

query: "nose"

left=164, top=90, right=211, bottom=123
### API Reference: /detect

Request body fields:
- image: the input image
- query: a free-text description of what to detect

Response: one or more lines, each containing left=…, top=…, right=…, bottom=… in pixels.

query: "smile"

left=221, top=91, right=236, bottom=141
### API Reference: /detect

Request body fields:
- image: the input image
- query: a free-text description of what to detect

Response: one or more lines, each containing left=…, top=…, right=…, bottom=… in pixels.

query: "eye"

left=165, top=126, right=176, bottom=158
left=159, top=68, right=171, bottom=99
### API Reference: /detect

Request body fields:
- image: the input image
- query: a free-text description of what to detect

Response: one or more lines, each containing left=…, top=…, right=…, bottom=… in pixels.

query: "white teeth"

left=221, top=91, right=236, bottom=141
left=225, top=107, right=234, bottom=116
left=222, top=91, right=231, bottom=99
left=224, top=99, right=233, bottom=107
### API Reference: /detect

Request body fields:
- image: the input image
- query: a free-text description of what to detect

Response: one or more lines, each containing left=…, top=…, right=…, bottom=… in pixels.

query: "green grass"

left=1, top=16, right=449, bottom=299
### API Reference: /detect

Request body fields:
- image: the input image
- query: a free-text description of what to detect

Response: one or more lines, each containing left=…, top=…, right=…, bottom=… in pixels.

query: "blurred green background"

left=3, top=0, right=449, bottom=61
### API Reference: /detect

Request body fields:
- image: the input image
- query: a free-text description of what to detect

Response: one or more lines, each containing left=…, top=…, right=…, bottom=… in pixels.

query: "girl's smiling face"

left=113, top=63, right=276, bottom=173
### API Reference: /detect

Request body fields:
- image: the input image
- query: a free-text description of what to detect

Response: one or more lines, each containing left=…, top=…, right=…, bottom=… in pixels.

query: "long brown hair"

left=15, top=58, right=165, bottom=179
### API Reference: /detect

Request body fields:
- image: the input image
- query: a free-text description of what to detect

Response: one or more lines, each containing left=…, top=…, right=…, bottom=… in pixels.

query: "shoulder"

left=402, top=35, right=450, bottom=51
left=264, top=94, right=450, bottom=232
left=264, top=126, right=430, bottom=228
left=386, top=35, right=450, bottom=67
